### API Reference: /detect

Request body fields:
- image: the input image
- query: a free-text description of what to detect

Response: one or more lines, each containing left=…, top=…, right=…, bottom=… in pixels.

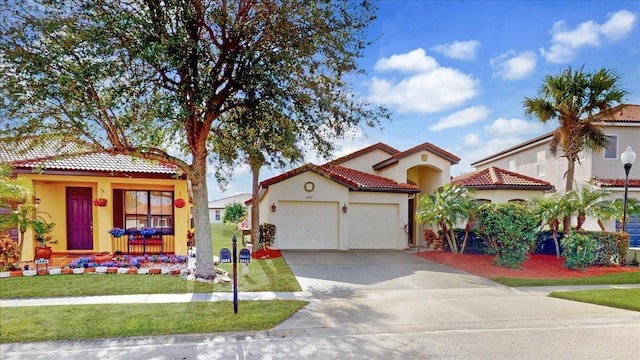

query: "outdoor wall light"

left=271, top=203, right=277, bottom=213
left=621, top=146, right=636, bottom=232
left=35, top=197, right=41, bottom=205
left=342, top=203, right=348, bottom=213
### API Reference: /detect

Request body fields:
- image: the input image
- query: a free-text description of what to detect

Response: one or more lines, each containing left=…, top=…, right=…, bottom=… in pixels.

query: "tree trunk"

left=460, top=222, right=471, bottom=254
left=250, top=160, right=261, bottom=248
left=563, top=158, right=576, bottom=234
left=575, top=213, right=585, bottom=231
left=191, top=156, right=215, bottom=281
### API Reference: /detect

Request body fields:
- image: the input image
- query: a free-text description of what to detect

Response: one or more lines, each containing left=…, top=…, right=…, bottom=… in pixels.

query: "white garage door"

left=349, top=203, right=398, bottom=249
left=277, top=201, right=339, bottom=249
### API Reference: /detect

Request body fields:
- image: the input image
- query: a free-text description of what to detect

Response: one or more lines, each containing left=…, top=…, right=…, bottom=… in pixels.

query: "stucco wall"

left=335, top=149, right=394, bottom=174
left=16, top=173, right=190, bottom=260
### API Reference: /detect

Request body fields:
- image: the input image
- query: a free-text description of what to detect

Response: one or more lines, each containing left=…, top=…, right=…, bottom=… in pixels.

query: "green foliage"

left=523, top=67, right=626, bottom=194
left=561, top=231, right=597, bottom=270
left=258, top=223, right=276, bottom=250
left=588, top=231, right=628, bottom=266
left=477, top=203, right=538, bottom=269
left=0, top=0, right=384, bottom=281
left=416, top=184, right=477, bottom=254
left=223, top=202, right=246, bottom=224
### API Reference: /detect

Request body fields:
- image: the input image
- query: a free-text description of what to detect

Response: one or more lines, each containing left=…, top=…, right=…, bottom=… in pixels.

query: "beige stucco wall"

left=335, top=149, right=395, bottom=174
left=593, top=125, right=640, bottom=180
left=471, top=189, right=547, bottom=203
left=16, top=173, right=190, bottom=260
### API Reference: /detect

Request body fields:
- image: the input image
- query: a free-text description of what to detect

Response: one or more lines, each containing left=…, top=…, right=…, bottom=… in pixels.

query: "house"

left=256, top=142, right=459, bottom=250
left=451, top=166, right=554, bottom=203
left=208, top=193, right=251, bottom=223
left=471, top=103, right=640, bottom=248
left=0, top=139, right=191, bottom=261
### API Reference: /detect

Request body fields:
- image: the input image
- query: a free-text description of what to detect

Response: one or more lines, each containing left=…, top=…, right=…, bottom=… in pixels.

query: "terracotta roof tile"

left=1, top=138, right=180, bottom=176
left=325, top=142, right=400, bottom=166
left=260, top=163, right=420, bottom=193
left=593, top=178, right=640, bottom=188
left=451, top=167, right=553, bottom=190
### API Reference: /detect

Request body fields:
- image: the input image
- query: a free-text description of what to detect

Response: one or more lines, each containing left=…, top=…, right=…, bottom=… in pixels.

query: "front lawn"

left=549, top=288, right=640, bottom=312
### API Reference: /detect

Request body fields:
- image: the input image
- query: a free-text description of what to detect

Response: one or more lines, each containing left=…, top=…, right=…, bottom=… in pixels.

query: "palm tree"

left=565, top=185, right=611, bottom=231
left=523, top=66, right=626, bottom=233
left=415, top=184, right=477, bottom=254
left=529, top=195, right=567, bottom=258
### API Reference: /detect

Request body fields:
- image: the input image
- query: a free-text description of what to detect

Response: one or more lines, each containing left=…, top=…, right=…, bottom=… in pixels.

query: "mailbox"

left=239, top=248, right=251, bottom=264
left=219, top=248, right=231, bottom=263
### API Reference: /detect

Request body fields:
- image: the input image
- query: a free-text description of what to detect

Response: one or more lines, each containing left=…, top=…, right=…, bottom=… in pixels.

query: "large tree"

left=0, top=0, right=386, bottom=280
left=523, top=67, right=626, bottom=233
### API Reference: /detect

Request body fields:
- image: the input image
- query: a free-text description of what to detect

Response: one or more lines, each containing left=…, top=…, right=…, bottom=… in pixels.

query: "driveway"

left=270, top=250, right=640, bottom=358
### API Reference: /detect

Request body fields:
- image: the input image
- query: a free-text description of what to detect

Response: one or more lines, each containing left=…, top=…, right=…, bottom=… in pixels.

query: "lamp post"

left=621, top=146, right=636, bottom=232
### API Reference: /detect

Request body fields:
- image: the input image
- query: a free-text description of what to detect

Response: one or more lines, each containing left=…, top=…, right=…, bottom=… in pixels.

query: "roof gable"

left=324, top=142, right=400, bottom=166
left=451, top=167, right=553, bottom=190
left=260, top=163, right=420, bottom=193
left=373, top=142, right=460, bottom=170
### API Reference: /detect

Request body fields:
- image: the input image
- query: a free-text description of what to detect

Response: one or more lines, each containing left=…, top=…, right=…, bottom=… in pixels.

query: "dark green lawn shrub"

left=477, top=203, right=537, bottom=269
left=561, top=231, right=597, bottom=270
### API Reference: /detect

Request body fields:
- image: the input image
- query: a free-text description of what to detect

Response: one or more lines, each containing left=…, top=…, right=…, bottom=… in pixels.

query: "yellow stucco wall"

left=16, top=173, right=190, bottom=261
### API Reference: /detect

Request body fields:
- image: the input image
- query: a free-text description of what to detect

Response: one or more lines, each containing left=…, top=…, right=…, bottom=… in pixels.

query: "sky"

left=206, top=0, right=640, bottom=201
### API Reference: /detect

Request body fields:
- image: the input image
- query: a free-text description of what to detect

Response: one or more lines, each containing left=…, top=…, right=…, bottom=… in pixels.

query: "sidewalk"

left=0, top=291, right=313, bottom=308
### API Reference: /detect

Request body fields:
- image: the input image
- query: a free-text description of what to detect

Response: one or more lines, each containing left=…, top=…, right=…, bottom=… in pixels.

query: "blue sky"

left=207, top=0, right=640, bottom=201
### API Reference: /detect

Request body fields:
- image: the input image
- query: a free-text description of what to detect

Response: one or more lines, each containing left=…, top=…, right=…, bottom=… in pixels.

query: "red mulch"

left=415, top=251, right=640, bottom=279
left=251, top=248, right=282, bottom=259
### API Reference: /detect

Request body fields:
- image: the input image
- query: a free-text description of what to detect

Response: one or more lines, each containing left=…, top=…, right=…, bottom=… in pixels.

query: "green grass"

left=0, top=223, right=300, bottom=298
left=491, top=272, right=640, bottom=287
left=549, top=288, right=640, bottom=312
left=0, top=300, right=307, bottom=343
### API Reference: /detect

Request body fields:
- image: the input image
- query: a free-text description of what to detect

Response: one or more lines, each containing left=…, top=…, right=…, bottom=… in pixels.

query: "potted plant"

left=0, top=233, right=21, bottom=271
left=33, top=219, right=55, bottom=260
left=93, top=198, right=108, bottom=207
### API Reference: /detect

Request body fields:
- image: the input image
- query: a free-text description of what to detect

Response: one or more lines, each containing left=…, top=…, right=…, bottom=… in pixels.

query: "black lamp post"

left=621, top=146, right=636, bottom=232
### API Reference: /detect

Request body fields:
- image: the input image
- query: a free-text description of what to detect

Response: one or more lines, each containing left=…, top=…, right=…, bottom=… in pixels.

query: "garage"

left=348, top=203, right=399, bottom=249
left=277, top=201, right=339, bottom=249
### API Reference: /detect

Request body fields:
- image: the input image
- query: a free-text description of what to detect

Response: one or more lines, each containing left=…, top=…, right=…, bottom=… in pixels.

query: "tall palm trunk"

left=563, top=155, right=576, bottom=234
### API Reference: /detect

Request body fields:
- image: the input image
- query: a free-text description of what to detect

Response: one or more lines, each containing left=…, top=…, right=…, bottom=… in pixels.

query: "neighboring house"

left=451, top=166, right=554, bottom=203
left=471, top=103, right=640, bottom=248
left=0, top=139, right=191, bottom=261
left=208, top=193, right=251, bottom=223
left=256, top=142, right=459, bottom=250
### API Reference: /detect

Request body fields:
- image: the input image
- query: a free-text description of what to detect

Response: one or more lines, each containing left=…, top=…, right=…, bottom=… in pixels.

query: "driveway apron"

left=273, top=250, right=640, bottom=339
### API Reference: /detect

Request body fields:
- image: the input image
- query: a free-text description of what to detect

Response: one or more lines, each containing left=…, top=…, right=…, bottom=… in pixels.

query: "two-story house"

left=471, top=104, right=640, bottom=248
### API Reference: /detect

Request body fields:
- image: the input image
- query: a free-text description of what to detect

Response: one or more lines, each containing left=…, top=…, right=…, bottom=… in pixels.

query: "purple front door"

left=66, top=187, right=93, bottom=250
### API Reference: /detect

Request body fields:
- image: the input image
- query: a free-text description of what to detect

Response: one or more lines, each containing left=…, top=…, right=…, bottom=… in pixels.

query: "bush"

left=258, top=223, right=276, bottom=250
left=561, top=231, right=597, bottom=271
left=477, top=203, right=537, bottom=269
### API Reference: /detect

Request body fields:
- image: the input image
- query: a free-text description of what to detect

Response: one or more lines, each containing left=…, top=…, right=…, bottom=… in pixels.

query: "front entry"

left=66, top=187, right=93, bottom=250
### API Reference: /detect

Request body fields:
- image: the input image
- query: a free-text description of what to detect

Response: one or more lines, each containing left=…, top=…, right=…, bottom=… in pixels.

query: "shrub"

left=561, top=231, right=597, bottom=270
left=477, top=203, right=537, bottom=269
left=258, top=223, right=276, bottom=250
left=0, top=233, right=20, bottom=271
left=423, top=228, right=442, bottom=250
left=582, top=231, right=627, bottom=266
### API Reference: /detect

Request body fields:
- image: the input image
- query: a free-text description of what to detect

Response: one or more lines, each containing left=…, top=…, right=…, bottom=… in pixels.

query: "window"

left=604, top=135, right=618, bottom=159
left=215, top=210, right=221, bottom=221
left=537, top=163, right=546, bottom=177
left=115, top=190, right=174, bottom=235
left=508, top=159, right=516, bottom=171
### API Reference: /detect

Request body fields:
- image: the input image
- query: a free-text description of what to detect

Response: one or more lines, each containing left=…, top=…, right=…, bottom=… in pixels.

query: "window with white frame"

left=508, top=159, right=516, bottom=171
left=604, top=135, right=618, bottom=159
left=215, top=210, right=221, bottom=221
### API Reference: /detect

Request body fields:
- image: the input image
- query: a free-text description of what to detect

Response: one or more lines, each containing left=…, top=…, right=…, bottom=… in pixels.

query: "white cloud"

left=374, top=48, right=438, bottom=73
left=429, top=105, right=491, bottom=131
left=483, top=117, right=545, bottom=137
left=490, top=50, right=537, bottom=80
left=368, top=49, right=479, bottom=114
left=431, top=40, right=480, bottom=61
left=600, top=9, right=637, bottom=40
left=463, top=133, right=481, bottom=147
left=541, top=10, right=637, bottom=63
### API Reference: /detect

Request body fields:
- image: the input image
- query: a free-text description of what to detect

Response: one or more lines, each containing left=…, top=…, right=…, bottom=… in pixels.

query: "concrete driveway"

left=271, top=250, right=640, bottom=358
